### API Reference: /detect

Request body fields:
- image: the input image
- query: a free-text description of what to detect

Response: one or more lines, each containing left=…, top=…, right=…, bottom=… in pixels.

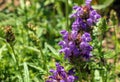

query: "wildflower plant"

left=0, top=0, right=119, bottom=82
left=59, top=0, right=101, bottom=62
left=47, top=0, right=102, bottom=81
left=46, top=63, right=76, bottom=82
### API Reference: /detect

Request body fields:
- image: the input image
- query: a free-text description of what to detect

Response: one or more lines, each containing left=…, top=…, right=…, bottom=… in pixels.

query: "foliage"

left=0, top=0, right=119, bottom=82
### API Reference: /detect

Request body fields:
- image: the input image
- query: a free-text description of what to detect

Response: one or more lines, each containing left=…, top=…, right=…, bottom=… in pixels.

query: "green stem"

left=114, top=25, right=118, bottom=67
left=10, top=44, right=23, bottom=79
left=91, top=69, right=94, bottom=82
left=23, top=0, right=29, bottom=45
left=99, top=30, right=106, bottom=82
left=79, top=70, right=82, bottom=82
left=66, top=0, right=68, bottom=30
left=39, top=46, right=48, bottom=72
left=76, top=66, right=82, bottom=82
left=114, top=24, right=118, bottom=82
left=11, top=45, right=16, bottom=59
left=10, top=44, right=19, bottom=67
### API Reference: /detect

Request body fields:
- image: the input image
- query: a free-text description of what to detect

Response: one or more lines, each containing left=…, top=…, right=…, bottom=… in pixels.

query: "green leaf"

left=7, top=43, right=17, bottom=63
left=104, top=50, right=115, bottom=58
left=27, top=63, right=47, bottom=74
left=24, top=46, right=40, bottom=53
left=45, top=42, right=58, bottom=55
left=94, top=70, right=102, bottom=82
left=0, top=45, right=7, bottom=60
left=45, top=42, right=61, bottom=60
left=20, top=0, right=25, bottom=9
left=92, top=0, right=114, bottom=9
left=36, top=27, right=44, bottom=38
left=23, top=62, right=30, bottom=82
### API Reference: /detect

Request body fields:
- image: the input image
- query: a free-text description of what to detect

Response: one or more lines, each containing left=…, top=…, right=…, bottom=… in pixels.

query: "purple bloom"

left=80, top=42, right=92, bottom=53
left=59, top=47, right=71, bottom=58
left=90, top=10, right=101, bottom=23
left=85, top=0, right=92, bottom=6
left=59, top=0, right=101, bottom=62
left=59, top=41, right=67, bottom=48
left=87, top=18, right=93, bottom=26
left=72, top=18, right=82, bottom=31
left=59, top=31, right=92, bottom=59
left=68, top=68, right=75, bottom=75
left=79, top=33, right=93, bottom=59
left=46, top=63, right=76, bottom=82
left=81, top=32, right=92, bottom=42
left=69, top=41, right=75, bottom=50
left=70, top=0, right=101, bottom=31
left=71, top=30, right=78, bottom=40
left=60, top=30, right=69, bottom=41
left=72, top=47, right=80, bottom=56
left=70, top=6, right=83, bottom=18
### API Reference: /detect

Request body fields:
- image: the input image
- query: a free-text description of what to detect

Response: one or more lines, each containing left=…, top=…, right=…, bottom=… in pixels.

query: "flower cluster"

left=59, top=30, right=92, bottom=60
left=4, top=26, right=15, bottom=44
left=70, top=0, right=101, bottom=31
left=46, top=0, right=101, bottom=81
left=46, top=63, right=76, bottom=82
left=59, top=0, right=101, bottom=61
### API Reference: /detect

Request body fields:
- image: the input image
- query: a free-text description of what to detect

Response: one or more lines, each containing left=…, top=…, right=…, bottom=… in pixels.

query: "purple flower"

left=59, top=31, right=92, bottom=59
left=58, top=41, right=67, bottom=48
left=59, top=47, right=71, bottom=58
left=72, top=47, right=80, bottom=56
left=70, top=0, right=101, bottom=31
left=70, top=6, right=83, bottom=18
left=59, top=0, right=101, bottom=61
left=81, top=32, right=92, bottom=42
left=79, top=33, right=93, bottom=59
left=72, top=18, right=82, bottom=31
left=46, top=63, right=76, bottom=82
left=60, top=30, right=69, bottom=41
left=87, top=18, right=93, bottom=26
left=90, top=10, right=101, bottom=23
left=85, top=0, right=92, bottom=6
left=71, top=30, right=78, bottom=40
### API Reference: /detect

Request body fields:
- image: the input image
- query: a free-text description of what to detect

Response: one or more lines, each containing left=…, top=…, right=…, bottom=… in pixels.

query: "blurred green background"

left=0, top=0, right=120, bottom=82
